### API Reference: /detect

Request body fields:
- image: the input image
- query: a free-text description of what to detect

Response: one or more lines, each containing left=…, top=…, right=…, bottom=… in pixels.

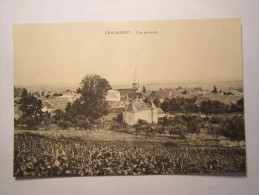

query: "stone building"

left=123, top=99, right=158, bottom=125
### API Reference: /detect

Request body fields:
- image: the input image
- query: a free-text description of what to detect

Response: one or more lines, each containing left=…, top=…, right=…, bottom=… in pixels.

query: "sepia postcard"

left=13, top=18, right=246, bottom=177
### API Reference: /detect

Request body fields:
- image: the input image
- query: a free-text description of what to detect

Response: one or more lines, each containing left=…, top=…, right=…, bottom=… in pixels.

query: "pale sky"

left=13, top=18, right=243, bottom=86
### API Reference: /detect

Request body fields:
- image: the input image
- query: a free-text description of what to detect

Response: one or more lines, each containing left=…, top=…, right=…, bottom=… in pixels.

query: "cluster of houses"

left=106, top=80, right=166, bottom=125
left=106, top=81, right=243, bottom=125
left=14, top=77, right=243, bottom=126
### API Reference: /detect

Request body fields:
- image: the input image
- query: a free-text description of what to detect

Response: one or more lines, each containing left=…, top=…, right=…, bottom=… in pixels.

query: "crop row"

left=14, top=133, right=246, bottom=177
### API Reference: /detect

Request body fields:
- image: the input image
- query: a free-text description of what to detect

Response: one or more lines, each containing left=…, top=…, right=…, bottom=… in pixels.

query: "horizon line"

left=14, top=79, right=243, bottom=88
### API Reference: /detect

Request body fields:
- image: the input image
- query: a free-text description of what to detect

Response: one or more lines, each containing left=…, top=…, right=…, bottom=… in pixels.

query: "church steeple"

left=132, top=65, right=139, bottom=89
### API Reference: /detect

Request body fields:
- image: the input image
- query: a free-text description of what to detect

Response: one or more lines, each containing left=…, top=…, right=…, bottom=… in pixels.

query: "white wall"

left=134, top=110, right=152, bottom=124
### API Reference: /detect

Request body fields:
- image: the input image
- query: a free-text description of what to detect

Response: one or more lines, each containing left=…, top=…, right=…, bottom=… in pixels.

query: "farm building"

left=123, top=99, right=158, bottom=125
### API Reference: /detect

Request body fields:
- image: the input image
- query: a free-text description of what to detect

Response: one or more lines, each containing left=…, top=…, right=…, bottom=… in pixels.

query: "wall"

left=134, top=110, right=152, bottom=124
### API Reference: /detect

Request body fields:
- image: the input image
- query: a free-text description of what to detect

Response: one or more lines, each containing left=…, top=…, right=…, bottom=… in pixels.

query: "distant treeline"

left=161, top=97, right=244, bottom=114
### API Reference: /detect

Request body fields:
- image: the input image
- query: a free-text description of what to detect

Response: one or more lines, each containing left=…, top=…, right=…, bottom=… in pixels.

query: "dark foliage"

left=14, top=133, right=246, bottom=177
left=66, top=75, right=111, bottom=123
left=58, top=121, right=71, bottom=130
left=200, top=100, right=227, bottom=114
left=161, top=97, right=198, bottom=113
left=220, top=116, right=245, bottom=141
left=16, top=89, right=43, bottom=129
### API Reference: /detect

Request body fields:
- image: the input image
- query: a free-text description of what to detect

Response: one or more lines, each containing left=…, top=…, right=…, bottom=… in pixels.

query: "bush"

left=58, top=121, right=71, bottom=130
left=20, top=116, right=39, bottom=130
left=137, top=119, right=149, bottom=125
left=113, top=113, right=123, bottom=123
left=77, top=119, right=91, bottom=130
left=168, top=125, right=186, bottom=139
left=220, top=116, right=245, bottom=141
left=110, top=122, right=131, bottom=133
left=157, top=126, right=166, bottom=135
left=187, top=120, right=200, bottom=138
left=162, top=142, right=178, bottom=147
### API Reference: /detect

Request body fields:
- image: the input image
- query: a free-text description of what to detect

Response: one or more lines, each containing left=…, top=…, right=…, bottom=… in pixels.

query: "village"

left=14, top=68, right=243, bottom=127
left=13, top=75, right=246, bottom=177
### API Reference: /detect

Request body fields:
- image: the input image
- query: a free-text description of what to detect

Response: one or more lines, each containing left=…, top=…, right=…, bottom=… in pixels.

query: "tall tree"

left=187, top=120, right=199, bottom=139
left=70, top=74, right=112, bottom=121
left=212, top=85, right=218, bottom=93
left=142, top=86, right=147, bottom=93
left=17, top=89, right=43, bottom=129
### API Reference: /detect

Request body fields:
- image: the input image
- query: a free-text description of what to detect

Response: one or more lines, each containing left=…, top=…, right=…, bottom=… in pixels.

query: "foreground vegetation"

left=14, top=132, right=246, bottom=177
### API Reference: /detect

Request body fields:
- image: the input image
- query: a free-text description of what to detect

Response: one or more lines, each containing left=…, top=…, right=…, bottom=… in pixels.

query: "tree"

left=153, top=97, right=160, bottom=107
left=14, top=86, right=24, bottom=97
left=220, top=116, right=245, bottom=141
left=43, top=111, right=51, bottom=130
left=113, top=113, right=123, bottom=123
left=227, top=97, right=244, bottom=113
left=52, top=109, right=65, bottom=123
left=212, top=85, right=218, bottom=93
left=200, top=100, right=227, bottom=114
left=157, top=126, right=165, bottom=136
left=17, top=89, right=43, bottom=129
left=187, top=120, right=199, bottom=138
left=75, top=115, right=91, bottom=130
left=142, top=86, right=147, bottom=93
left=181, top=90, right=187, bottom=94
left=68, top=74, right=112, bottom=122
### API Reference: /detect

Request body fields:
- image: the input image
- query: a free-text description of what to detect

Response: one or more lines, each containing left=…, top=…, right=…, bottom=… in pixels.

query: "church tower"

left=132, top=65, right=139, bottom=89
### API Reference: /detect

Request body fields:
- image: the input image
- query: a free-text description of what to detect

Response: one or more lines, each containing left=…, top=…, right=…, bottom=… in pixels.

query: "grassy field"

left=14, top=129, right=246, bottom=177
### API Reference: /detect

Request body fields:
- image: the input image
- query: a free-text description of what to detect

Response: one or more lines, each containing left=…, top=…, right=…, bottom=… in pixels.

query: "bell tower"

left=132, top=65, right=139, bottom=89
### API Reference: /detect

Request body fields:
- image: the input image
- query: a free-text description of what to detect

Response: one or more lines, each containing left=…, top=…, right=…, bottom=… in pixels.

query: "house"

left=46, top=95, right=73, bottom=112
left=123, top=99, right=158, bottom=125
left=149, top=90, right=170, bottom=103
left=106, top=89, right=120, bottom=101
left=117, top=88, right=138, bottom=101
left=42, top=101, right=56, bottom=113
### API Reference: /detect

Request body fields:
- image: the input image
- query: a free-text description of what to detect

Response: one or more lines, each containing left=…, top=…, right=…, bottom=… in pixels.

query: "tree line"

left=161, top=97, right=244, bottom=114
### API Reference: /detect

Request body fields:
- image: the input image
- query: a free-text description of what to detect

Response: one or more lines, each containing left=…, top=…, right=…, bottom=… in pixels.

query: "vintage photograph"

left=13, top=18, right=246, bottom=177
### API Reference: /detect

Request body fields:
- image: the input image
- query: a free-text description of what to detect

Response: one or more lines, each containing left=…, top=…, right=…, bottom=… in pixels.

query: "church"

left=106, top=65, right=159, bottom=125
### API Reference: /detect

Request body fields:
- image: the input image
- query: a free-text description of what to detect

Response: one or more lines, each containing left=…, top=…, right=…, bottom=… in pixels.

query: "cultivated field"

left=14, top=129, right=246, bottom=177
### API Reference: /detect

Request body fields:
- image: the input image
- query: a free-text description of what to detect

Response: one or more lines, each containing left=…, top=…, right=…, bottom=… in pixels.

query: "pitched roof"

left=117, top=88, right=138, bottom=97
left=108, top=101, right=125, bottom=109
left=47, top=97, right=72, bottom=111
left=125, top=99, right=156, bottom=112
left=109, top=107, right=125, bottom=114
left=157, top=107, right=165, bottom=114
left=42, top=101, right=56, bottom=109
left=194, top=96, right=210, bottom=105
left=150, top=90, right=170, bottom=99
